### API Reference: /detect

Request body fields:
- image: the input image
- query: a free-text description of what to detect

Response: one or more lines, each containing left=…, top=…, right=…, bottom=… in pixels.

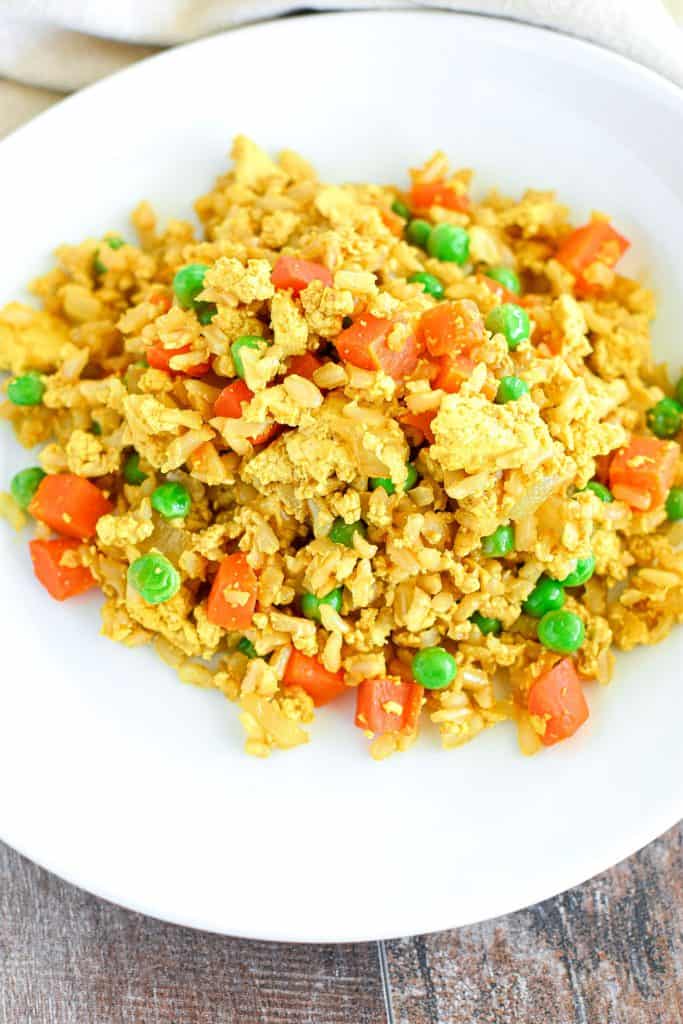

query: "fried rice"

left=1, top=135, right=682, bottom=759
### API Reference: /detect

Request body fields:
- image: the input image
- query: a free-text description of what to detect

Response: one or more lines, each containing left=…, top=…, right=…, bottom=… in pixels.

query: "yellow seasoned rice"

left=1, top=135, right=681, bottom=758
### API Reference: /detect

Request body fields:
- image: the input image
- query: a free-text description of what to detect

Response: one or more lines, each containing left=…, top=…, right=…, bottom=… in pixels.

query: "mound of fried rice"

left=1, top=136, right=681, bottom=759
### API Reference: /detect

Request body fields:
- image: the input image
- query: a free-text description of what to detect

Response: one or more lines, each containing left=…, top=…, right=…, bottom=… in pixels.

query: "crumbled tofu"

left=202, top=256, right=274, bottom=307
left=0, top=302, right=71, bottom=374
left=65, top=429, right=121, bottom=477
left=270, top=291, right=309, bottom=357
left=260, top=210, right=300, bottom=248
left=246, top=384, right=316, bottom=428
left=300, top=280, right=354, bottom=337
left=97, top=509, right=154, bottom=549
left=551, top=294, right=591, bottom=361
left=498, top=190, right=569, bottom=238
left=431, top=393, right=556, bottom=475
left=231, top=134, right=286, bottom=187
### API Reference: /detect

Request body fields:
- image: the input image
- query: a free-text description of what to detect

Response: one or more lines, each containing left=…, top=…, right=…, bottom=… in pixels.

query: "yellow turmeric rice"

left=1, top=136, right=682, bottom=758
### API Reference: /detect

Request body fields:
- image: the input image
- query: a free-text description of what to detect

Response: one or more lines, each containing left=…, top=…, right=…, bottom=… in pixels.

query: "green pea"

left=404, top=463, right=419, bottom=490
left=411, top=646, right=458, bottom=690
left=329, top=518, right=367, bottom=547
left=301, top=587, right=343, bottom=622
left=523, top=576, right=565, bottom=618
left=173, top=263, right=209, bottom=309
left=371, top=476, right=396, bottom=495
left=470, top=612, right=502, bottom=636
left=646, top=398, right=681, bottom=439
left=237, top=637, right=258, bottom=659
left=123, top=452, right=148, bottom=486
left=408, top=271, right=444, bottom=300
left=557, top=554, right=596, bottom=588
left=370, top=462, right=418, bottom=495
left=231, top=336, right=266, bottom=380
left=426, top=223, right=470, bottom=265
left=10, top=467, right=46, bottom=510
left=583, top=481, right=614, bottom=503
left=391, top=199, right=411, bottom=220
left=151, top=481, right=191, bottom=519
left=485, top=303, right=530, bottom=350
left=196, top=301, right=217, bottom=325
left=482, top=524, right=515, bottom=558
left=406, top=218, right=432, bottom=249
left=7, top=372, right=45, bottom=407
left=106, top=235, right=125, bottom=250
left=93, top=253, right=107, bottom=275
left=537, top=609, right=585, bottom=654
left=496, top=376, right=530, bottom=404
left=484, top=266, right=521, bottom=294
left=665, top=487, right=683, bottom=521
left=128, top=552, right=180, bottom=605
left=675, top=377, right=683, bottom=407
left=90, top=420, right=102, bottom=436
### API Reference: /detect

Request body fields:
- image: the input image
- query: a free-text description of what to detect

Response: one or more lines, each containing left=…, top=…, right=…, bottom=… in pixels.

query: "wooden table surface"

left=1, top=823, right=681, bottom=1024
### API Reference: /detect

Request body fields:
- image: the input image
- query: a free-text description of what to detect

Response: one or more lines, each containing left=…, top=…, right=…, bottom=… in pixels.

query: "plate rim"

left=2, top=8, right=683, bottom=157
left=0, top=9, right=682, bottom=942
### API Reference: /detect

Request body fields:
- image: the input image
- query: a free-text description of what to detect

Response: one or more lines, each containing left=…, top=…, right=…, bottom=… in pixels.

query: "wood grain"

left=0, top=825, right=681, bottom=1023
left=386, top=822, right=683, bottom=1024
left=0, top=843, right=386, bottom=1024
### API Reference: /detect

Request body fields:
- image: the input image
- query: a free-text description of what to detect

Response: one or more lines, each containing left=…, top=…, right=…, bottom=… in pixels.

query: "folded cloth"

left=1, top=0, right=682, bottom=136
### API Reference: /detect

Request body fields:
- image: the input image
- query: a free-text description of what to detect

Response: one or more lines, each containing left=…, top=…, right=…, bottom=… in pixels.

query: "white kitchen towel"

left=1, top=0, right=682, bottom=136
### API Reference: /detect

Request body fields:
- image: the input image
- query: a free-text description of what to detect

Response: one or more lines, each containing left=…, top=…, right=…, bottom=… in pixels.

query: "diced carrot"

left=287, top=352, right=323, bottom=381
left=518, top=293, right=545, bottom=309
left=206, top=552, right=258, bottom=630
left=594, top=453, right=613, bottom=485
left=433, top=351, right=476, bottom=394
left=371, top=330, right=419, bottom=381
left=535, top=325, right=564, bottom=356
left=400, top=682, right=425, bottom=734
left=556, top=221, right=629, bottom=275
left=282, top=650, right=347, bottom=707
left=401, top=408, right=437, bottom=444
left=410, top=181, right=470, bottom=213
left=271, top=256, right=333, bottom=293
left=148, top=291, right=172, bottom=312
left=477, top=273, right=518, bottom=304
left=418, top=300, right=486, bottom=358
left=29, top=474, right=112, bottom=540
left=147, top=342, right=210, bottom=377
left=608, top=435, right=679, bottom=512
left=354, top=676, right=424, bottom=735
left=527, top=658, right=589, bottom=746
left=556, top=220, right=629, bottom=295
left=214, top=378, right=253, bottom=418
left=335, top=315, right=386, bottom=371
left=29, top=538, right=96, bottom=601
left=213, top=379, right=278, bottom=446
left=381, top=208, right=406, bottom=237
left=610, top=483, right=652, bottom=510
left=252, top=425, right=280, bottom=447
left=334, top=314, right=419, bottom=380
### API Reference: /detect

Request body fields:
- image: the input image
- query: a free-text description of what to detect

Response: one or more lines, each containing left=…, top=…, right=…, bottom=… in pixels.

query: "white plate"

left=0, top=11, right=682, bottom=943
